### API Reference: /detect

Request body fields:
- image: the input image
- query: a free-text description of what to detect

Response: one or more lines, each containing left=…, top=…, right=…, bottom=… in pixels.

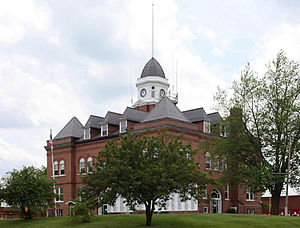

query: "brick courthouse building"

left=45, top=57, right=261, bottom=216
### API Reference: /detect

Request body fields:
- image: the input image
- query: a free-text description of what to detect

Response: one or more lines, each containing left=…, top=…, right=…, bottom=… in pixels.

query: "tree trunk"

left=270, top=184, right=283, bottom=215
left=145, top=202, right=154, bottom=226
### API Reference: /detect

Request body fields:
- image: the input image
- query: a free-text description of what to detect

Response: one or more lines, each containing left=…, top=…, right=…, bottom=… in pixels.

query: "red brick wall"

left=261, top=195, right=300, bottom=215
left=46, top=124, right=262, bottom=216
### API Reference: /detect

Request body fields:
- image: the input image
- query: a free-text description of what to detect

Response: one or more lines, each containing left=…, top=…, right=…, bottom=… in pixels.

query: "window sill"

left=51, top=174, right=66, bottom=178
left=55, top=201, right=64, bottom=203
left=246, top=199, right=255, bottom=202
left=77, top=173, right=87, bottom=176
left=225, top=199, right=230, bottom=201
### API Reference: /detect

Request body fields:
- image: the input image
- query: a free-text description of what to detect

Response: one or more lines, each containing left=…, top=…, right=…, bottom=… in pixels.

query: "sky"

left=0, top=0, right=300, bottom=177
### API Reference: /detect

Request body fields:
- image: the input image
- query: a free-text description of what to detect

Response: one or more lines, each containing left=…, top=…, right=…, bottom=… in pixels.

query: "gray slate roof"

left=54, top=117, right=83, bottom=139
left=183, top=108, right=211, bottom=123
left=207, top=112, right=221, bottom=125
left=120, top=107, right=148, bottom=122
left=100, top=111, right=122, bottom=125
left=141, top=57, right=165, bottom=78
left=84, top=115, right=104, bottom=129
left=142, top=97, right=191, bottom=123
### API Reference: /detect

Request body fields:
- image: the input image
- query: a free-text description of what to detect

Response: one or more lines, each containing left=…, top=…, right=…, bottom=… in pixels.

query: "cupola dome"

left=141, top=57, right=165, bottom=78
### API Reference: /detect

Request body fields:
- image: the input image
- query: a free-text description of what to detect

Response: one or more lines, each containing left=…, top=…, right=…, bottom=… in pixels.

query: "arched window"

left=59, top=160, right=65, bottom=175
left=79, top=158, right=85, bottom=173
left=87, top=157, right=93, bottom=173
left=205, top=152, right=211, bottom=169
left=53, top=161, right=58, bottom=176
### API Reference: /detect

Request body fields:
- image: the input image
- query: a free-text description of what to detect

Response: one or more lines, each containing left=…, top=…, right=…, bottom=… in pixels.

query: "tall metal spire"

left=152, top=3, right=154, bottom=58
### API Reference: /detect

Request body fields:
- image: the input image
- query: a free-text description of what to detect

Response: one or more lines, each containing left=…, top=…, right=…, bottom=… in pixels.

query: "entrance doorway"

left=210, top=189, right=222, bottom=213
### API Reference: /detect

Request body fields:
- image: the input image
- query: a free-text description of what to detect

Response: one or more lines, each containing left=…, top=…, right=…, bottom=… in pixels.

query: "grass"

left=1, top=213, right=300, bottom=228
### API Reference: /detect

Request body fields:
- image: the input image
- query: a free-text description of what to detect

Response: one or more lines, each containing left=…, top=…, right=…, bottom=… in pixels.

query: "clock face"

left=140, top=88, right=147, bottom=97
left=160, top=89, right=165, bottom=97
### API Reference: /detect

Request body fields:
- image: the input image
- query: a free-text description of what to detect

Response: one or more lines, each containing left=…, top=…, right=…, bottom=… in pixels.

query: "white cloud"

left=222, top=38, right=230, bottom=47
left=0, top=0, right=51, bottom=44
left=250, top=22, right=300, bottom=75
left=212, top=47, right=224, bottom=57
left=197, top=24, right=216, bottom=39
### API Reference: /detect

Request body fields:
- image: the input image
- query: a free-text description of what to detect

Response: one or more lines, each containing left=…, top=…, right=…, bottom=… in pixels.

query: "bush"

left=69, top=199, right=93, bottom=223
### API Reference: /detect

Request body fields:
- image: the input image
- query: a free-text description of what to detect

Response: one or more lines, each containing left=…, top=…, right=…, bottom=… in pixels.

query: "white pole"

left=285, top=137, right=292, bottom=216
left=50, top=129, right=57, bottom=217
left=152, top=3, right=154, bottom=58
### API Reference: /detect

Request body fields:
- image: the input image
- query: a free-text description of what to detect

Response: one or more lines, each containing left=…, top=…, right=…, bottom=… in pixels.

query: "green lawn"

left=1, top=213, right=300, bottom=228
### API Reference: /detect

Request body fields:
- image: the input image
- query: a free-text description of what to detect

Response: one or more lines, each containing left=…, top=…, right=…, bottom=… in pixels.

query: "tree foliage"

left=82, top=131, right=211, bottom=226
left=69, top=199, right=93, bottom=223
left=0, top=166, right=55, bottom=219
left=211, top=50, right=300, bottom=215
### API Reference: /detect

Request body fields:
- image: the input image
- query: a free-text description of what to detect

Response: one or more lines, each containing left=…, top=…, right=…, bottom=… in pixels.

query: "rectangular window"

left=203, top=185, right=207, bottom=199
left=205, top=153, right=211, bottom=169
left=204, top=121, right=211, bottom=133
left=214, top=156, right=219, bottom=171
left=59, top=161, right=65, bottom=175
left=203, top=207, right=208, bottom=214
left=120, top=120, right=127, bottom=133
left=222, top=157, right=227, bottom=170
left=220, top=125, right=226, bottom=137
left=55, top=187, right=64, bottom=202
left=225, top=184, right=229, bottom=200
left=58, top=209, right=63, bottom=216
left=101, top=124, right=108, bottom=136
left=246, top=188, right=254, bottom=201
left=84, top=128, right=90, bottom=139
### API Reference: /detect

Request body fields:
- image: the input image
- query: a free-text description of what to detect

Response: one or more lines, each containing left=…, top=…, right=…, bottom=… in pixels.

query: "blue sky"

left=0, top=0, right=300, bottom=177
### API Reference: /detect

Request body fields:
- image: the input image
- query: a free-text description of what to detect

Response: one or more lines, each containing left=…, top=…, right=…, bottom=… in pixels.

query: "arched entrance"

left=210, top=189, right=222, bottom=213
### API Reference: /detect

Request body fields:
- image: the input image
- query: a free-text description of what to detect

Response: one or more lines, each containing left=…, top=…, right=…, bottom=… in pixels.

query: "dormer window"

left=120, top=120, right=127, bottom=133
left=204, top=121, right=211, bottom=133
left=84, top=128, right=90, bottom=139
left=101, top=124, right=108, bottom=136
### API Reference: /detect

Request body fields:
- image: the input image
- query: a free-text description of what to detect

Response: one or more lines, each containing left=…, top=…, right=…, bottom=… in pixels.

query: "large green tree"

left=0, top=166, right=55, bottom=219
left=212, top=50, right=300, bottom=215
left=82, top=131, right=211, bottom=226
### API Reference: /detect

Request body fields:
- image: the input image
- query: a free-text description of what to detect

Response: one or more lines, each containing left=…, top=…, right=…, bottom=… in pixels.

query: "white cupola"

left=133, top=57, right=170, bottom=108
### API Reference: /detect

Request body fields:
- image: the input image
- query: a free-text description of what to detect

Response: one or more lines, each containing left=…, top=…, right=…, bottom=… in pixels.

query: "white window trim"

left=246, top=188, right=255, bottom=201
left=84, top=128, right=90, bottom=140
left=79, top=158, right=85, bottom=174
left=225, top=184, right=229, bottom=200
left=203, top=121, right=211, bottom=133
left=203, top=206, right=208, bottom=214
left=101, top=124, right=108, bottom=136
left=59, top=160, right=65, bottom=176
left=222, top=157, right=227, bottom=171
left=119, top=120, right=127, bottom=133
left=53, top=161, right=59, bottom=176
left=55, top=187, right=64, bottom=202
left=87, top=157, right=93, bottom=173
left=214, top=155, right=219, bottom=171
left=205, top=152, right=211, bottom=170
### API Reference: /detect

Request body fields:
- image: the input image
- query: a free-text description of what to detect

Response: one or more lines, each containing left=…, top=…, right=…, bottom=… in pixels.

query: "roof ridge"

left=182, top=107, right=204, bottom=113
left=142, top=97, right=190, bottom=123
